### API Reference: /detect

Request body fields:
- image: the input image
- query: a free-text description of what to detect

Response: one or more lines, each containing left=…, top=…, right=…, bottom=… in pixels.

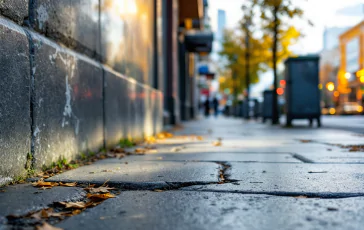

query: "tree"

left=256, top=0, right=305, bottom=124
left=219, top=29, right=270, bottom=104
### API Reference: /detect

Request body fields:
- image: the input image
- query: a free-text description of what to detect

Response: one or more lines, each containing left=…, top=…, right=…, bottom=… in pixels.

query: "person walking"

left=212, top=97, right=219, bottom=117
left=204, top=99, right=210, bottom=118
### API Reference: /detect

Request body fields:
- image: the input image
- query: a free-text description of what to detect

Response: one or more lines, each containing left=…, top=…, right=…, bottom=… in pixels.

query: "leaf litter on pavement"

left=8, top=181, right=117, bottom=230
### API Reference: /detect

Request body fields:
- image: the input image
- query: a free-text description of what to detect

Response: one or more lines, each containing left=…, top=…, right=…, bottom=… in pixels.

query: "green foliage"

left=119, top=139, right=135, bottom=148
left=56, top=157, right=68, bottom=169
left=99, top=148, right=107, bottom=153
left=67, top=164, right=79, bottom=169
left=219, top=0, right=304, bottom=103
left=80, top=152, right=87, bottom=160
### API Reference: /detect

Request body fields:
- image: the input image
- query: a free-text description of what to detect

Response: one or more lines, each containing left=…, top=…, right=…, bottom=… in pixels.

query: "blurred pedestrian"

left=212, top=97, right=219, bottom=117
left=204, top=99, right=210, bottom=118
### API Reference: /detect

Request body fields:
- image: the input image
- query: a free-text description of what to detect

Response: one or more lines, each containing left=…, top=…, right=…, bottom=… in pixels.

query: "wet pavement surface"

left=3, top=116, right=364, bottom=229
left=57, top=191, right=364, bottom=230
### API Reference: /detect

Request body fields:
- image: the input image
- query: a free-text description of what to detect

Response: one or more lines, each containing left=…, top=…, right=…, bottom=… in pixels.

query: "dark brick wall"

left=0, top=0, right=163, bottom=183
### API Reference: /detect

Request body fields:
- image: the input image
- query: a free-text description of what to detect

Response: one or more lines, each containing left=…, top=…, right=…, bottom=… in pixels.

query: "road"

left=321, top=115, right=364, bottom=134
left=280, top=115, right=364, bottom=134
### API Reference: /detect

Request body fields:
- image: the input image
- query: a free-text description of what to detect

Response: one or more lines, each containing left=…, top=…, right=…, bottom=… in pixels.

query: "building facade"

left=338, top=20, right=364, bottom=105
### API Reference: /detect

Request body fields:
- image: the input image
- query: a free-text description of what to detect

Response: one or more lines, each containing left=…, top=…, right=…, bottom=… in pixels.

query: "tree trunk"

left=272, top=5, right=279, bottom=125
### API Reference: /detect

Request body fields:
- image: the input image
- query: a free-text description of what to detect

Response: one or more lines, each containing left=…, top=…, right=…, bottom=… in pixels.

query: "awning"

left=185, top=31, right=214, bottom=53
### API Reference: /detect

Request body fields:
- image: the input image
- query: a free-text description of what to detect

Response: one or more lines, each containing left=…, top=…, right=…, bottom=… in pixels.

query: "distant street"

left=320, top=116, right=364, bottom=134
left=278, top=115, right=364, bottom=134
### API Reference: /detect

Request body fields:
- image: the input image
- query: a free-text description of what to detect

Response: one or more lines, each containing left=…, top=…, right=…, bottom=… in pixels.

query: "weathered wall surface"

left=0, top=0, right=163, bottom=183
left=0, top=17, right=30, bottom=182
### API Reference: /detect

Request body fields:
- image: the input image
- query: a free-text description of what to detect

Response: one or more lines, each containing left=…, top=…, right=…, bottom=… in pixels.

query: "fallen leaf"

left=113, top=148, right=125, bottom=153
left=71, top=209, right=82, bottom=215
left=30, top=208, right=68, bottom=220
left=212, top=141, right=222, bottom=147
left=32, top=180, right=59, bottom=188
left=145, top=136, right=157, bottom=144
left=135, top=148, right=147, bottom=154
left=59, top=182, right=77, bottom=187
left=300, top=140, right=312, bottom=143
left=58, top=201, right=89, bottom=209
left=146, top=149, right=158, bottom=153
left=84, top=186, right=116, bottom=194
left=171, top=147, right=182, bottom=152
left=36, top=222, right=63, bottom=230
left=156, top=157, right=163, bottom=160
left=197, top=136, right=204, bottom=141
left=87, top=193, right=116, bottom=201
left=157, top=132, right=174, bottom=139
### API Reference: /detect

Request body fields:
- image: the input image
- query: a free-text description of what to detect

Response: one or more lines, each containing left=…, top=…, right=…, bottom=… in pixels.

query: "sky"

left=208, top=0, right=364, bottom=97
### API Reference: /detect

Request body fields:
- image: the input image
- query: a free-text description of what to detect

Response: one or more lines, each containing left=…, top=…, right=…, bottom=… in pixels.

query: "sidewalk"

left=2, top=117, right=364, bottom=229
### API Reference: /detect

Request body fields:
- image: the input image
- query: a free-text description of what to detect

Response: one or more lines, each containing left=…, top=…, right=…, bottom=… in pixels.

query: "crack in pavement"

left=215, top=161, right=233, bottom=183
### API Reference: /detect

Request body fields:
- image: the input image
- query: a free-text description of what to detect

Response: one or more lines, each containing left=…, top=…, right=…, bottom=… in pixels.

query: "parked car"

left=336, top=102, right=363, bottom=115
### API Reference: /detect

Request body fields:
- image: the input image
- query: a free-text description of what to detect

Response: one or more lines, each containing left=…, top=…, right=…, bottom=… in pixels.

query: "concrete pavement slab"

left=57, top=191, right=364, bottom=230
left=46, top=161, right=219, bottom=186
left=0, top=184, right=85, bottom=218
left=114, top=152, right=301, bottom=163
left=183, top=162, right=364, bottom=196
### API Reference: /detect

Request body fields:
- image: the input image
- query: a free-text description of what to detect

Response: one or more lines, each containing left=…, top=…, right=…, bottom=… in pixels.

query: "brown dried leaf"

left=84, top=186, right=116, bottom=194
left=31, top=208, right=67, bottom=220
left=300, top=140, right=312, bottom=143
left=135, top=148, right=147, bottom=154
left=32, top=180, right=59, bottom=188
left=36, top=222, right=63, bottom=230
left=58, top=201, right=88, bottom=209
left=59, top=182, right=77, bottom=187
left=87, top=193, right=116, bottom=201
left=113, top=148, right=125, bottom=153
left=197, top=136, right=204, bottom=141
left=212, top=141, right=222, bottom=147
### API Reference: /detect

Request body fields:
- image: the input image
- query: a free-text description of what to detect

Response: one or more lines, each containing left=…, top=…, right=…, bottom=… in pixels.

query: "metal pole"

left=245, top=25, right=250, bottom=120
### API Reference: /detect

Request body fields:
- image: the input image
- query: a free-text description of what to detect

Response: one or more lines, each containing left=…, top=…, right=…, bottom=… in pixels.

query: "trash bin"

left=285, top=55, right=321, bottom=127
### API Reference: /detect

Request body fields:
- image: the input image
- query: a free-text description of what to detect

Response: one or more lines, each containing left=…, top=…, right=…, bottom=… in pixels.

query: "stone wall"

left=0, top=0, right=163, bottom=183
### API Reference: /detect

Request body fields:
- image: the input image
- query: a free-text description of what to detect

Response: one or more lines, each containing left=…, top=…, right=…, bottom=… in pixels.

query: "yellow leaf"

left=87, top=193, right=116, bottom=201
left=212, top=141, right=222, bottom=147
left=59, top=182, right=77, bottom=187
left=32, top=180, right=59, bottom=188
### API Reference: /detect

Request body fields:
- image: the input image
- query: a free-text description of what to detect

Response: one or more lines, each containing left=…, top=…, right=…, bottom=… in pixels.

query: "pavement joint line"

left=122, top=160, right=306, bottom=164
left=291, top=153, right=315, bottom=163
left=178, top=189, right=364, bottom=199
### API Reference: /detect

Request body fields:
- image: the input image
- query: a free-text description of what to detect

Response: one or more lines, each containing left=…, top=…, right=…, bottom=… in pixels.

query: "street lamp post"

left=244, top=22, right=251, bottom=120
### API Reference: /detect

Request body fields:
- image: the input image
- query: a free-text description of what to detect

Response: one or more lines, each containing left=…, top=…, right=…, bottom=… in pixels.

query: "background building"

left=338, top=20, right=364, bottom=105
